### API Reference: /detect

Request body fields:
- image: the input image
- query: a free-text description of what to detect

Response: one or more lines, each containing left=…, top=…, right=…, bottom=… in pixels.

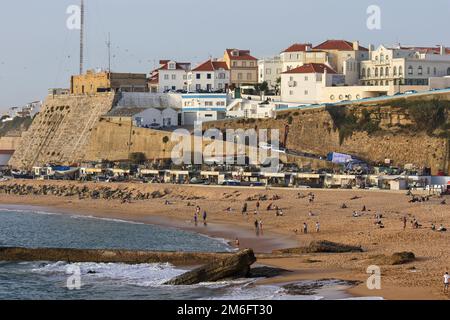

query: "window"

left=375, top=68, right=378, bottom=77
left=238, top=73, right=243, bottom=80
left=218, top=83, right=223, bottom=89
left=289, top=76, right=294, bottom=81
left=247, top=73, right=252, bottom=80
left=242, top=61, right=247, bottom=67
left=380, top=68, right=383, bottom=76
left=289, top=90, right=293, bottom=95
left=330, top=95, right=335, bottom=100
left=164, top=86, right=169, bottom=91
left=164, top=74, right=169, bottom=80
left=205, top=101, right=213, bottom=106
left=385, top=67, right=389, bottom=76
left=171, top=74, right=176, bottom=80
left=367, top=68, right=371, bottom=77
left=266, top=69, right=271, bottom=75
left=207, top=73, right=212, bottom=79
left=418, top=66, right=423, bottom=75
left=183, top=75, right=187, bottom=80
left=249, top=62, right=254, bottom=67
left=408, top=65, right=413, bottom=75
left=196, top=74, right=201, bottom=79
left=304, top=76, right=308, bottom=81
left=447, top=67, right=450, bottom=76
left=393, top=66, right=397, bottom=76
left=380, top=54, right=384, bottom=62
left=304, top=90, right=308, bottom=95
left=196, top=84, right=201, bottom=91
left=232, top=61, right=237, bottom=67
left=171, top=86, right=176, bottom=90
left=361, top=68, right=365, bottom=77
left=399, top=66, right=403, bottom=76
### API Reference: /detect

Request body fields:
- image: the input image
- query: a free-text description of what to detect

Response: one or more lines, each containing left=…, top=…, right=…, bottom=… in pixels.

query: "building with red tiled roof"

left=188, top=59, right=230, bottom=92
left=310, top=40, right=370, bottom=85
left=281, top=63, right=344, bottom=104
left=148, top=60, right=191, bottom=93
left=223, top=49, right=258, bottom=86
left=282, top=63, right=337, bottom=74
left=280, top=43, right=328, bottom=74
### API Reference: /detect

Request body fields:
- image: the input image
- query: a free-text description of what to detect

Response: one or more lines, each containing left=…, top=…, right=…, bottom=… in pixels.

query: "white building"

left=258, top=56, right=282, bottom=88
left=226, top=99, right=276, bottom=119
left=188, top=60, right=230, bottom=92
left=279, top=43, right=328, bottom=72
left=360, top=45, right=450, bottom=86
left=181, top=93, right=228, bottom=125
left=281, top=63, right=344, bottom=103
left=149, top=60, right=191, bottom=93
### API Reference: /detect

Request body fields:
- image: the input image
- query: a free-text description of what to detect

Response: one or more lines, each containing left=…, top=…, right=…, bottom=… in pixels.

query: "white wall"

left=159, top=69, right=189, bottom=92
left=133, top=108, right=178, bottom=127
left=188, top=70, right=230, bottom=92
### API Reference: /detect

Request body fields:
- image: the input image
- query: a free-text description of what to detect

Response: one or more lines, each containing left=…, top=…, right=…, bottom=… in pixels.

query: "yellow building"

left=71, top=70, right=148, bottom=95
left=223, top=49, right=258, bottom=87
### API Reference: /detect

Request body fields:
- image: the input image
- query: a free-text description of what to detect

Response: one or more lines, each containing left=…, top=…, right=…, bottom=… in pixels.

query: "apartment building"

left=188, top=59, right=230, bottom=92
left=280, top=43, right=328, bottom=72
left=223, top=49, right=258, bottom=87
left=181, top=93, right=227, bottom=125
left=280, top=63, right=344, bottom=103
left=258, top=56, right=282, bottom=88
left=148, top=60, right=191, bottom=93
left=360, top=45, right=450, bottom=86
left=311, top=40, right=369, bottom=85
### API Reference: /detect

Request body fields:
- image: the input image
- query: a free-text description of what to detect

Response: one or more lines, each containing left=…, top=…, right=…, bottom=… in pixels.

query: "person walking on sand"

left=444, top=272, right=449, bottom=294
left=259, top=219, right=264, bottom=236
left=316, top=221, right=320, bottom=233
left=402, top=216, right=407, bottom=230
left=256, top=201, right=260, bottom=212
left=202, top=210, right=207, bottom=226
left=194, top=212, right=198, bottom=227
left=242, top=203, right=247, bottom=215
left=303, top=222, right=308, bottom=234
left=254, top=219, right=260, bottom=237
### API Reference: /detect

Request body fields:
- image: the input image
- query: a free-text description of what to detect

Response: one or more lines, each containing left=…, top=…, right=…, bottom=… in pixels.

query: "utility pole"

left=79, top=0, right=85, bottom=75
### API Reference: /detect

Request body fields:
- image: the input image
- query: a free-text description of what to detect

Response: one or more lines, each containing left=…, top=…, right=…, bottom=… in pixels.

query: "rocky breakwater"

left=0, top=182, right=171, bottom=202
left=164, top=249, right=257, bottom=285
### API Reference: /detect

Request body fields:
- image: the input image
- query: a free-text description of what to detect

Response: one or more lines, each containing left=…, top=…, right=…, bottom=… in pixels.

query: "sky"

left=0, top=0, right=449, bottom=111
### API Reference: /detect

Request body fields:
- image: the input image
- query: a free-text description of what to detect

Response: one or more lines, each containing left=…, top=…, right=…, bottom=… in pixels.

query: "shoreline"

left=1, top=181, right=449, bottom=300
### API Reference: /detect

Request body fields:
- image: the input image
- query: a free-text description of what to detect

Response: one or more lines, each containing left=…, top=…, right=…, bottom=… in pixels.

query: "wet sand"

left=1, top=180, right=449, bottom=300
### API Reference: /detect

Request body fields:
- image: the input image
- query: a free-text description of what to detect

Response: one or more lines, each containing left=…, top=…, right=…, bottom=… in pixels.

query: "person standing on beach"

left=202, top=210, right=207, bottom=226
left=316, top=221, right=320, bottom=233
left=256, top=201, right=260, bottom=211
left=444, top=272, right=449, bottom=294
left=303, top=222, right=308, bottom=234
left=235, top=238, right=240, bottom=248
left=259, top=219, right=263, bottom=236
left=242, top=203, right=247, bottom=215
left=254, top=219, right=260, bottom=236
left=402, top=216, right=407, bottom=230
left=194, top=212, right=198, bottom=227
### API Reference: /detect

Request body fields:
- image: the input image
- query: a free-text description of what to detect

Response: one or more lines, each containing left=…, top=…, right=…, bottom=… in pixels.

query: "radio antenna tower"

left=79, top=0, right=85, bottom=75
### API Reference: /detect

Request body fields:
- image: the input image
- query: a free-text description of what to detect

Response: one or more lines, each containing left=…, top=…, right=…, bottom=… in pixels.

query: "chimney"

left=305, top=44, right=312, bottom=52
left=440, top=45, right=445, bottom=55
left=353, top=41, right=360, bottom=51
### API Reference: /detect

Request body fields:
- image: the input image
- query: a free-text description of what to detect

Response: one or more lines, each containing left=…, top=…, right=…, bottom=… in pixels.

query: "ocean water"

left=0, top=207, right=377, bottom=300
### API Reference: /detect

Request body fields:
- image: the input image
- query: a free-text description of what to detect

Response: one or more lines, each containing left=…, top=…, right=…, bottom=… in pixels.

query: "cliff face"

left=204, top=104, right=450, bottom=175
left=9, top=93, right=116, bottom=169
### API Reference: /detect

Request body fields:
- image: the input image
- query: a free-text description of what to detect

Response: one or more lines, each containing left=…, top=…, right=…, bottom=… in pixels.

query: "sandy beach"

left=1, top=180, right=449, bottom=300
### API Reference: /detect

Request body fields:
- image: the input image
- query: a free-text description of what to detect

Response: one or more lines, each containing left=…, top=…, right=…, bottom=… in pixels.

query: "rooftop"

left=192, top=59, right=229, bottom=72
left=282, top=63, right=337, bottom=74
left=314, top=40, right=368, bottom=51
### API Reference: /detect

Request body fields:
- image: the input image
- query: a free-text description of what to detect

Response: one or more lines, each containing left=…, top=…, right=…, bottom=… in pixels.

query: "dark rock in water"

left=87, top=270, right=97, bottom=274
left=248, top=266, right=290, bottom=278
left=282, top=279, right=362, bottom=296
left=164, top=249, right=256, bottom=285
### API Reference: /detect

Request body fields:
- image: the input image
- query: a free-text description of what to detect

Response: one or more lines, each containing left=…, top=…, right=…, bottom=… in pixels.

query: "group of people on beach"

left=193, top=206, right=207, bottom=227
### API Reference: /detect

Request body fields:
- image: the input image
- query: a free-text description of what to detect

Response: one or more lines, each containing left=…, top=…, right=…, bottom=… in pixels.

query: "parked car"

left=404, top=90, right=417, bottom=94
left=149, top=123, right=162, bottom=129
